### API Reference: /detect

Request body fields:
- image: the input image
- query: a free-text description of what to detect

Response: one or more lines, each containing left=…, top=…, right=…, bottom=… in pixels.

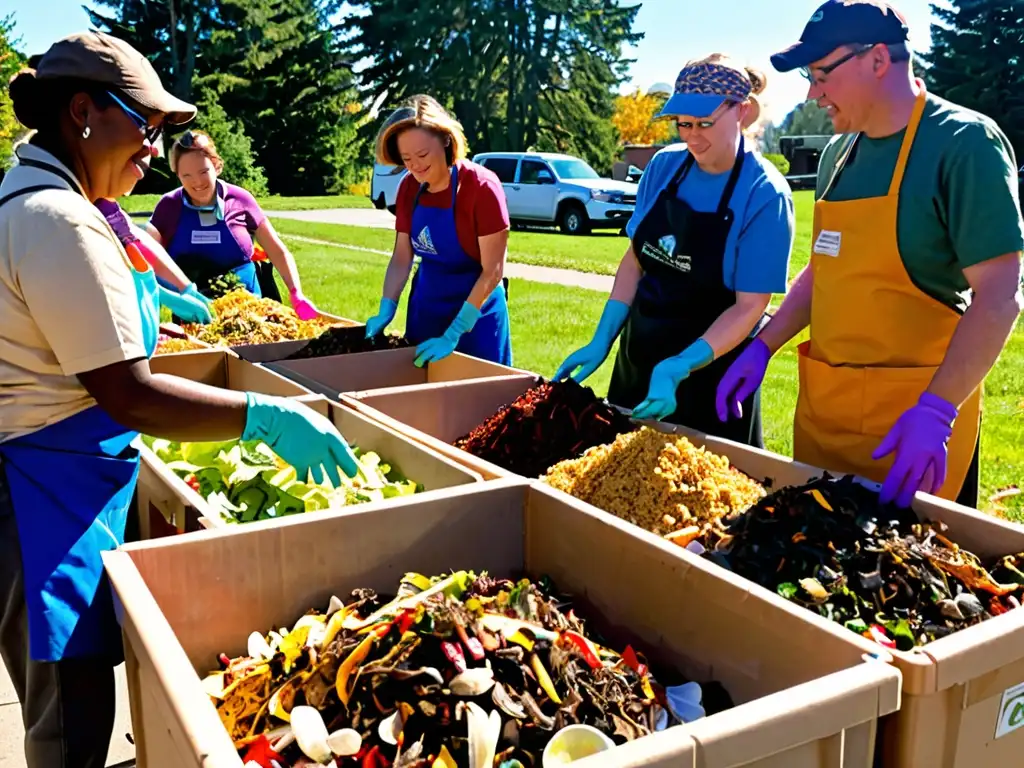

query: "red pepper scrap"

left=622, top=645, right=649, bottom=677
left=441, top=641, right=467, bottom=673
left=241, top=735, right=284, bottom=768
left=562, top=631, right=602, bottom=669
left=359, top=745, right=391, bottom=768
left=990, top=596, right=1011, bottom=616
left=397, top=609, right=417, bottom=635
left=867, top=624, right=896, bottom=649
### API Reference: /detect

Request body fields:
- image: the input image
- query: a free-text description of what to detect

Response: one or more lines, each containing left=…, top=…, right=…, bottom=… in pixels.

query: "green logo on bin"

left=996, top=684, right=1024, bottom=739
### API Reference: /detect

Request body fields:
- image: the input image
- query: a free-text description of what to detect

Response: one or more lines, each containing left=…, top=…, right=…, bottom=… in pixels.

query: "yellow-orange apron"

left=793, top=86, right=981, bottom=501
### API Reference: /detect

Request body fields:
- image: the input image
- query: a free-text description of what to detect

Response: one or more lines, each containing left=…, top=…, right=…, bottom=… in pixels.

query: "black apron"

left=607, top=138, right=765, bottom=448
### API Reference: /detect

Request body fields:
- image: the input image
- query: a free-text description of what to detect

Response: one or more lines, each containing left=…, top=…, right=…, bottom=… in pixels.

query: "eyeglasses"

left=106, top=90, right=164, bottom=144
left=176, top=130, right=209, bottom=149
left=800, top=44, right=877, bottom=85
left=675, top=101, right=737, bottom=131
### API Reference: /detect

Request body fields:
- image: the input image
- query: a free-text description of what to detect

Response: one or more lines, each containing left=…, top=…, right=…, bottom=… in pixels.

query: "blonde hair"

left=374, top=94, right=468, bottom=167
left=168, top=130, right=224, bottom=175
left=686, top=53, right=768, bottom=137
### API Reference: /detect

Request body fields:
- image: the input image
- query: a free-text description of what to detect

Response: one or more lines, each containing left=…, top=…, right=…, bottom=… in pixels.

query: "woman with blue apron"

left=553, top=57, right=794, bottom=448
left=2, top=33, right=360, bottom=766
left=364, top=96, right=513, bottom=367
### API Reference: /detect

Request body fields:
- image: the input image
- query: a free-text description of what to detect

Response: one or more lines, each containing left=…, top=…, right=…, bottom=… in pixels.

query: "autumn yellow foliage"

left=612, top=89, right=673, bottom=146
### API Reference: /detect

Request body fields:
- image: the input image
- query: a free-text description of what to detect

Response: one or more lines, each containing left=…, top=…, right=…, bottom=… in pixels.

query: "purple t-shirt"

left=150, top=181, right=266, bottom=260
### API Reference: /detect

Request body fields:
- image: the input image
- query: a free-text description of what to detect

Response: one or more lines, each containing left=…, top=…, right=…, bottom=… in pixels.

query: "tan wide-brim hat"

left=34, top=31, right=197, bottom=125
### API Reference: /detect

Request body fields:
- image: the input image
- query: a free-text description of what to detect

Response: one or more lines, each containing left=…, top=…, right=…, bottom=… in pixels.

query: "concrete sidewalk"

left=0, top=661, right=135, bottom=767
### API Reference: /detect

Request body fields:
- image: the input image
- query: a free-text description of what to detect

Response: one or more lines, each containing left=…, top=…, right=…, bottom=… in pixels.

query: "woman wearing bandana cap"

left=553, top=54, right=794, bottom=447
left=717, top=0, right=1024, bottom=509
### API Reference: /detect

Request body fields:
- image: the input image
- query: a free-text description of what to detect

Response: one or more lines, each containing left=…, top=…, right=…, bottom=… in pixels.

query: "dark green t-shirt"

left=815, top=92, right=1024, bottom=313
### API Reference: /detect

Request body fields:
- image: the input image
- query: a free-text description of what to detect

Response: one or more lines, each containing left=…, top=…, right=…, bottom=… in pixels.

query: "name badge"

left=191, top=230, right=222, bottom=245
left=813, top=230, right=841, bottom=258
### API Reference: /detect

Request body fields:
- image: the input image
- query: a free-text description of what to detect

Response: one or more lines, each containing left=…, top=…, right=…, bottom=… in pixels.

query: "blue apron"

left=405, top=166, right=512, bottom=365
left=0, top=174, right=160, bottom=661
left=168, top=187, right=260, bottom=296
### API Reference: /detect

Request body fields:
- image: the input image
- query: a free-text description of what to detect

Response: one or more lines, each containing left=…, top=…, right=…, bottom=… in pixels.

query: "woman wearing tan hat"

left=554, top=54, right=794, bottom=448
left=0, top=31, right=359, bottom=767
left=365, top=95, right=513, bottom=366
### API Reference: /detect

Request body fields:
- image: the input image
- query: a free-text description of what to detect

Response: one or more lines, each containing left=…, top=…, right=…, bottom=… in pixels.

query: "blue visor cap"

left=657, top=63, right=752, bottom=119
left=771, top=0, right=909, bottom=73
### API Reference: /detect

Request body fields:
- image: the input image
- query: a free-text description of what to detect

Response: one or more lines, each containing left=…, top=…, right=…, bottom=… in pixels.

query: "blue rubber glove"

left=365, top=297, right=399, bottom=338
left=242, top=393, right=358, bottom=487
left=553, top=299, right=630, bottom=383
left=414, top=301, right=481, bottom=368
left=632, top=339, right=715, bottom=421
left=159, top=286, right=213, bottom=324
left=183, top=282, right=213, bottom=308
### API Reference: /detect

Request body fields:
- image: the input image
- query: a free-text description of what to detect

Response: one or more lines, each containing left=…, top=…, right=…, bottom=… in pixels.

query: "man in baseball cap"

left=717, top=1, right=1024, bottom=512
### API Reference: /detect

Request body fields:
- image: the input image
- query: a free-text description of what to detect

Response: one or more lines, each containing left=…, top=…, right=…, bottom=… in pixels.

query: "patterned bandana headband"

left=673, top=63, right=752, bottom=102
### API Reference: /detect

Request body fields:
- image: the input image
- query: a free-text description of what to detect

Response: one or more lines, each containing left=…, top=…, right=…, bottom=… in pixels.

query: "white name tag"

left=191, top=230, right=222, bottom=245
left=813, top=230, right=842, bottom=258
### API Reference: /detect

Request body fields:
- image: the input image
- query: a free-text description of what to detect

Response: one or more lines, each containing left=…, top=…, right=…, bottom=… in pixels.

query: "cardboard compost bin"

left=103, top=479, right=900, bottom=768
left=228, top=312, right=363, bottom=363
left=137, top=351, right=314, bottom=539
left=137, top=393, right=482, bottom=537
left=263, top=347, right=531, bottom=400
left=550, top=419, right=1024, bottom=768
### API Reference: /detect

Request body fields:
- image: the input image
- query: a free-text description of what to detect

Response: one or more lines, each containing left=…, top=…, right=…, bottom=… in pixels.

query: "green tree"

left=345, top=0, right=642, bottom=173
left=921, top=0, right=1024, bottom=163
left=191, top=89, right=269, bottom=195
left=0, top=14, right=27, bottom=170
left=779, top=100, right=834, bottom=137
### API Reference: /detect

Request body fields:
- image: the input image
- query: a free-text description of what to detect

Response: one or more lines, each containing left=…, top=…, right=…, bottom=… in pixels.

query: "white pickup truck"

left=473, top=151, right=638, bottom=235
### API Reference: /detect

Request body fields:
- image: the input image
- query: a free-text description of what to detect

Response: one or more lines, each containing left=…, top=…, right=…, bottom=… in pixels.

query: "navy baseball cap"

left=771, top=0, right=910, bottom=73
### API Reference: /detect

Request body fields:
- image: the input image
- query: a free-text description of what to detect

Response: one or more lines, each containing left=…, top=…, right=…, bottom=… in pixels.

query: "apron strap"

left=667, top=137, right=746, bottom=217
left=412, top=165, right=459, bottom=212
left=888, top=88, right=928, bottom=197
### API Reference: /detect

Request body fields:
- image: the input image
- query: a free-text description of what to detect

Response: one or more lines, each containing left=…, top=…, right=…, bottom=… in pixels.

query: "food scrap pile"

left=452, top=380, right=634, bottom=478
left=184, top=289, right=331, bottom=347
left=155, top=334, right=207, bottom=355
left=284, top=326, right=411, bottom=361
left=543, top=428, right=766, bottom=543
left=706, top=474, right=1024, bottom=650
left=142, top=436, right=420, bottom=524
left=208, top=572, right=720, bottom=768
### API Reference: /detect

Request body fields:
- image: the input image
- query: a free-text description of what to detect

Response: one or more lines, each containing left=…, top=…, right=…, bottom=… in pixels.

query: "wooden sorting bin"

left=264, top=348, right=531, bottom=401
left=104, top=480, right=899, bottom=768
left=138, top=395, right=482, bottom=534
left=565, top=421, right=1024, bottom=768
left=137, top=351, right=314, bottom=539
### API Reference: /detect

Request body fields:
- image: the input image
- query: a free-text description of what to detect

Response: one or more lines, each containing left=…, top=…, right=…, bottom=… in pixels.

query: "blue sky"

left=7, top=0, right=944, bottom=124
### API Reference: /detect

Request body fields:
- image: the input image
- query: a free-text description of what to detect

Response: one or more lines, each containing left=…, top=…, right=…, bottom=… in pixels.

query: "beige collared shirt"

left=0, top=144, right=146, bottom=442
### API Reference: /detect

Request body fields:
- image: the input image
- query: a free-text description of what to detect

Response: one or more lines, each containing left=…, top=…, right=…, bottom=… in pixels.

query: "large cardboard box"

left=103, top=480, right=900, bottom=768
left=265, top=348, right=532, bottom=400
left=137, top=351, right=315, bottom=538
left=344, top=377, right=1024, bottom=766
left=339, top=375, right=546, bottom=480
left=228, top=312, right=362, bottom=363
left=138, top=395, right=481, bottom=535
left=567, top=421, right=1024, bottom=768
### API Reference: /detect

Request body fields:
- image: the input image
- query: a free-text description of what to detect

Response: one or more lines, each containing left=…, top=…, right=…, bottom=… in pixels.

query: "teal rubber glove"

left=159, top=286, right=213, bottom=324
left=365, top=297, right=399, bottom=338
left=183, top=282, right=213, bottom=308
left=553, top=299, right=630, bottom=383
left=242, top=393, right=358, bottom=487
left=632, top=339, right=715, bottom=421
left=414, top=301, right=481, bottom=368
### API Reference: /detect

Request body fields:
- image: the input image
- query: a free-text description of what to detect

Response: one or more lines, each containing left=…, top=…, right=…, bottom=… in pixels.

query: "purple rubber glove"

left=872, top=392, right=958, bottom=508
left=290, top=289, right=321, bottom=321
left=715, top=338, right=771, bottom=422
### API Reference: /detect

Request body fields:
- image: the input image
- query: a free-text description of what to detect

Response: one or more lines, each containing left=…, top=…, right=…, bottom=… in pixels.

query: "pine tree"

left=0, top=14, right=26, bottom=170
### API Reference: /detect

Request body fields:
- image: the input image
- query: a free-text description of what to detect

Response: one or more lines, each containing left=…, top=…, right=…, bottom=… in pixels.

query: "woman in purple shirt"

left=144, top=130, right=321, bottom=319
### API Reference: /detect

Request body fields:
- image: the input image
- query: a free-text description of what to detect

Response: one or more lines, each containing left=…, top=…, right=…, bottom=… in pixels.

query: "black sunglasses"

left=801, top=44, right=878, bottom=83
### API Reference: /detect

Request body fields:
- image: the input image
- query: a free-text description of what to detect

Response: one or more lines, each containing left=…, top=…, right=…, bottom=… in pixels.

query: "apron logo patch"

left=413, top=226, right=438, bottom=255
left=813, top=230, right=842, bottom=258
left=641, top=234, right=691, bottom=273
left=191, top=230, right=222, bottom=245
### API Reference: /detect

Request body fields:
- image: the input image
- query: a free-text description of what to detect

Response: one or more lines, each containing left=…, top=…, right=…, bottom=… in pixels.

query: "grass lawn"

left=118, top=193, right=372, bottom=215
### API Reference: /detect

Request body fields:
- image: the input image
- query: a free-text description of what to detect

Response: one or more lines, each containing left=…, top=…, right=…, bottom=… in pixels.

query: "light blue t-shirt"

left=625, top=142, right=794, bottom=294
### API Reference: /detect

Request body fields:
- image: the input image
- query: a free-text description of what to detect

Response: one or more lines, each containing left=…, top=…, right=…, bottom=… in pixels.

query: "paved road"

left=266, top=207, right=396, bottom=229
left=281, top=234, right=614, bottom=293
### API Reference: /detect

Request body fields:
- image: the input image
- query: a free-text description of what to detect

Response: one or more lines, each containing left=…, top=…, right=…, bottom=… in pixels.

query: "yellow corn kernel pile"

left=183, top=289, right=329, bottom=346
left=155, top=337, right=207, bottom=355
left=543, top=427, right=766, bottom=536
